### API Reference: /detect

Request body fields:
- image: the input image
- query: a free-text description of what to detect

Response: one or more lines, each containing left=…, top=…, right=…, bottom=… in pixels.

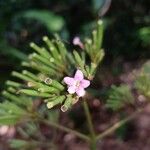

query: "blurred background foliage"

left=0, top=0, right=149, bottom=91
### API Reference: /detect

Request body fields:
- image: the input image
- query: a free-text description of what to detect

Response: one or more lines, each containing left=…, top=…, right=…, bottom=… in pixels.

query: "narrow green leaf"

left=47, top=95, right=66, bottom=109
left=19, top=89, right=50, bottom=97
left=10, top=139, right=28, bottom=149
left=6, top=80, right=21, bottom=87
left=0, top=115, right=19, bottom=125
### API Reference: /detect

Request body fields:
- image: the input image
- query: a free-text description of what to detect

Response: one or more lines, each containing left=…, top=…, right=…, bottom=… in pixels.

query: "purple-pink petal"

left=68, top=86, right=76, bottom=94
left=64, top=77, right=76, bottom=86
left=76, top=87, right=85, bottom=97
left=80, top=79, right=90, bottom=88
left=73, top=37, right=80, bottom=45
left=64, top=69, right=90, bottom=97
left=74, top=70, right=84, bottom=81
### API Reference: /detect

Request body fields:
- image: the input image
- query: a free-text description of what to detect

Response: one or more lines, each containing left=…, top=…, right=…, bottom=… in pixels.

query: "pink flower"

left=64, top=70, right=90, bottom=97
left=73, top=37, right=84, bottom=49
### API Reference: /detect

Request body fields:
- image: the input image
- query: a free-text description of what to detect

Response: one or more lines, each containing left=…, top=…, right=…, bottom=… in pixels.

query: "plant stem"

left=83, top=100, right=96, bottom=150
left=38, top=105, right=143, bottom=150
left=39, top=118, right=90, bottom=142
left=96, top=108, right=143, bottom=140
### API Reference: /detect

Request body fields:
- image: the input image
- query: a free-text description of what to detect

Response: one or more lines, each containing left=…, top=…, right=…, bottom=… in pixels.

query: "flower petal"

left=68, top=86, right=76, bottom=94
left=64, top=77, right=76, bottom=86
left=80, top=79, right=90, bottom=88
left=74, top=70, right=84, bottom=81
left=73, top=37, right=80, bottom=45
left=76, top=87, right=85, bottom=97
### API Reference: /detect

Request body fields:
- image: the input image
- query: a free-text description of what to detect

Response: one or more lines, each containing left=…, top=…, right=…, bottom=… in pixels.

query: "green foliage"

left=22, top=20, right=103, bottom=110
left=10, top=139, right=28, bottom=149
left=106, top=85, right=134, bottom=111
left=138, top=27, right=150, bottom=46
left=0, top=40, right=27, bottom=61
left=135, top=61, right=150, bottom=98
left=0, top=80, right=34, bottom=125
left=1, top=20, right=104, bottom=114
left=106, top=61, right=150, bottom=111
left=135, top=74, right=150, bottom=98
left=15, top=10, right=65, bottom=32
left=0, top=94, right=31, bottom=125
left=85, top=20, right=104, bottom=64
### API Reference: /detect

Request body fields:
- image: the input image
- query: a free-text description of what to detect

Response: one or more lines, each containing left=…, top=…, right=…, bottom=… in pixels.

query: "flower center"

left=75, top=81, right=80, bottom=87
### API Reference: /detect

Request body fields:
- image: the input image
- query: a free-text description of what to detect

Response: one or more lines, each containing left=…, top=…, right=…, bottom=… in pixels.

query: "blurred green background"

left=0, top=0, right=149, bottom=90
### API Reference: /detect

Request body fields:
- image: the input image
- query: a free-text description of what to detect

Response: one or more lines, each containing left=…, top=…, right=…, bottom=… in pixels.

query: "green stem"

left=90, top=139, right=97, bottom=150
left=96, top=108, right=143, bottom=140
left=39, top=118, right=90, bottom=142
left=83, top=100, right=96, bottom=150
left=37, top=104, right=143, bottom=150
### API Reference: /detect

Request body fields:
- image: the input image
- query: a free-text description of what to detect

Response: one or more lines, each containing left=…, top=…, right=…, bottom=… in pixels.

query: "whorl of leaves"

left=106, top=85, right=134, bottom=111
left=1, top=20, right=104, bottom=121
left=1, top=81, right=33, bottom=125
left=135, top=61, right=150, bottom=98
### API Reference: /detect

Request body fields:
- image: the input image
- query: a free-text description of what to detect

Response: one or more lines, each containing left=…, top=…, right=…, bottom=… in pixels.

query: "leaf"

left=0, top=115, right=19, bottom=125
left=15, top=10, right=65, bottom=32
left=0, top=40, right=27, bottom=61
left=138, top=27, right=150, bottom=46
left=10, top=139, right=28, bottom=149
left=135, top=61, right=150, bottom=98
left=106, top=85, right=134, bottom=111
left=135, top=74, right=150, bottom=98
left=0, top=102, right=26, bottom=115
left=84, top=20, right=104, bottom=65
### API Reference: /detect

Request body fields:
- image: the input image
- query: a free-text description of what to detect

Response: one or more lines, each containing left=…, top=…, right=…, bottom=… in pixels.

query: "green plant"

left=1, top=20, right=149, bottom=150
left=106, top=85, right=134, bottom=111
left=135, top=61, right=150, bottom=98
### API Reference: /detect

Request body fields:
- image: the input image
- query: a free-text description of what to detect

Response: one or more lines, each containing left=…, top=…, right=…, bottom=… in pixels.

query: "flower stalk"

left=82, top=100, right=97, bottom=150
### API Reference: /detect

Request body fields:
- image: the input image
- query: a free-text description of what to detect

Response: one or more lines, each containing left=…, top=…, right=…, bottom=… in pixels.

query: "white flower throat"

left=75, top=81, right=80, bottom=87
